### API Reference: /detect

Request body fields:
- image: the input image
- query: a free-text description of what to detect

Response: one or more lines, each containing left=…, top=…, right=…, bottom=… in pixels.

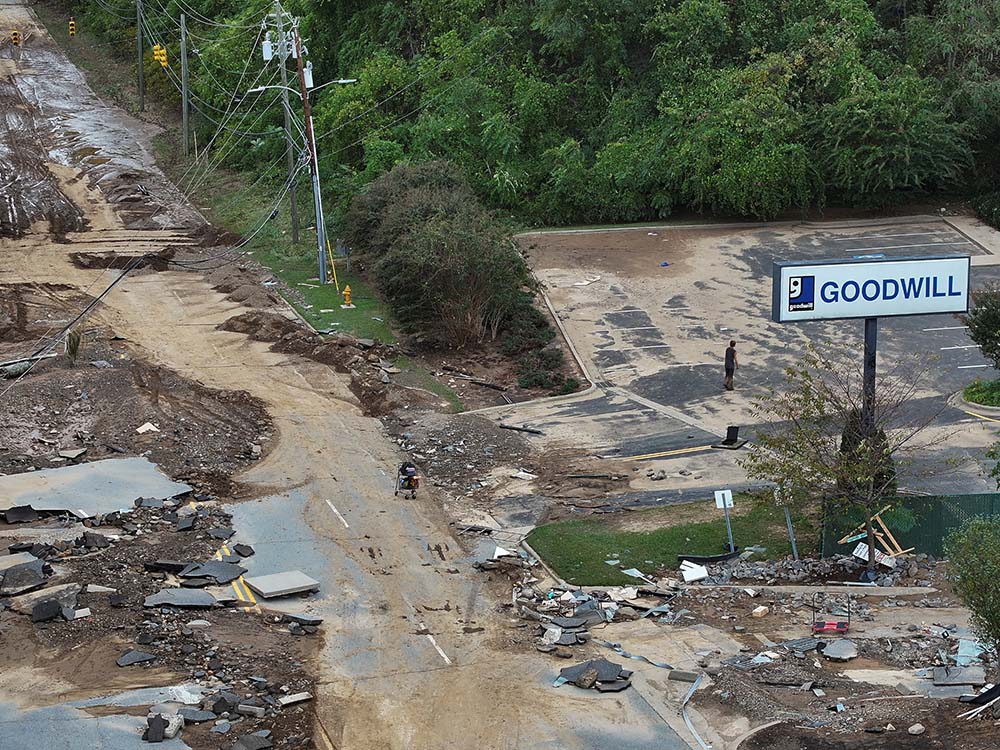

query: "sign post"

left=773, top=253, right=970, bottom=445
left=715, top=489, right=735, bottom=553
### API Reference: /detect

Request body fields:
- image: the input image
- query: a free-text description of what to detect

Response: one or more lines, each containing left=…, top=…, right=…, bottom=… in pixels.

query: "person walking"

left=724, top=340, right=738, bottom=391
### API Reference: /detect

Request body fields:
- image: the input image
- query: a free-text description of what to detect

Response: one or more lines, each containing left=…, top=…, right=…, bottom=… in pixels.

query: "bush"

left=963, top=378, right=1000, bottom=407
left=345, top=160, right=540, bottom=348
left=974, top=192, right=1000, bottom=231
left=945, top=517, right=1000, bottom=656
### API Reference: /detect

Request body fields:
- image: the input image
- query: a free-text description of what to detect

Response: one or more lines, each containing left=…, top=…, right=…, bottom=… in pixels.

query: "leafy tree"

left=963, top=284, right=1000, bottom=370
left=945, top=517, right=1000, bottom=657
left=346, top=161, right=534, bottom=347
left=741, top=347, right=942, bottom=570
left=811, top=74, right=972, bottom=203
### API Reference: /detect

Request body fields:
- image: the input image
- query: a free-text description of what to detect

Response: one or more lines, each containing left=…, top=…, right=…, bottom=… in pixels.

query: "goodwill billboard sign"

left=772, top=255, right=971, bottom=323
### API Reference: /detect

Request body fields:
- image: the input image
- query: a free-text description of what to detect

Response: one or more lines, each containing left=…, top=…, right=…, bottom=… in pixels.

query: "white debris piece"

left=679, top=560, right=709, bottom=583
left=136, top=422, right=160, bottom=434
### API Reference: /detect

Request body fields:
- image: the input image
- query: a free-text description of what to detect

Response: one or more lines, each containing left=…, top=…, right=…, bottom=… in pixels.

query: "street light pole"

left=293, top=25, right=326, bottom=285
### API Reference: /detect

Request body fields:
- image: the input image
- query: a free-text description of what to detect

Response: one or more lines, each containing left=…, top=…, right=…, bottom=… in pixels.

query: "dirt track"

left=0, top=4, right=692, bottom=748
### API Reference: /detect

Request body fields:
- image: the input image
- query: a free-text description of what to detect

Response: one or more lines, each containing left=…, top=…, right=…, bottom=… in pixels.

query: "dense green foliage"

left=65, top=0, right=999, bottom=224
left=945, top=517, right=1000, bottom=656
left=344, top=160, right=574, bottom=392
left=345, top=161, right=534, bottom=347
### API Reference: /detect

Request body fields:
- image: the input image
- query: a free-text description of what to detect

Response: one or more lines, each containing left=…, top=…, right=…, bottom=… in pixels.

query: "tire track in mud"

left=0, top=73, right=84, bottom=237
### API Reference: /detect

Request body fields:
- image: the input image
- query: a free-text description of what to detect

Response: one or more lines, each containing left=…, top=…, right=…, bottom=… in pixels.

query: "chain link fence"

left=822, top=494, right=1000, bottom=559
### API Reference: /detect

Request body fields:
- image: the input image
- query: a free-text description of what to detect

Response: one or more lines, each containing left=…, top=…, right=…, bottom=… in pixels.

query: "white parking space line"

left=940, top=345, right=978, bottom=350
left=603, top=344, right=671, bottom=351
left=831, top=231, right=949, bottom=241
left=838, top=241, right=971, bottom=252
left=924, top=326, right=968, bottom=331
left=324, top=499, right=350, bottom=529
left=401, top=594, right=452, bottom=666
left=958, top=364, right=989, bottom=369
left=599, top=326, right=660, bottom=331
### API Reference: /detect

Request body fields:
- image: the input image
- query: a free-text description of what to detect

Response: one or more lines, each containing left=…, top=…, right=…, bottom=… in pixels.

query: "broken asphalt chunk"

left=144, top=714, right=167, bottom=742
left=117, top=649, right=157, bottom=667
left=2, top=505, right=40, bottom=524
left=558, top=658, right=631, bottom=691
left=180, top=561, right=246, bottom=584
left=933, top=666, right=986, bottom=687
left=232, top=543, right=255, bottom=557
left=175, top=517, right=196, bottom=532
left=144, top=588, right=217, bottom=608
left=178, top=708, right=216, bottom=723
left=10, top=583, right=80, bottom=614
left=207, top=527, right=235, bottom=540
left=144, top=560, right=192, bottom=574
left=231, top=735, right=273, bottom=750
left=0, top=559, right=48, bottom=596
left=31, top=599, right=63, bottom=623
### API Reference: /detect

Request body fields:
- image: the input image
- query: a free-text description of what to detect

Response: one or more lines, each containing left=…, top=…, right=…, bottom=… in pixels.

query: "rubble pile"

left=0, top=489, right=321, bottom=746
left=219, top=310, right=408, bottom=414
left=388, top=411, right=532, bottom=499
left=704, top=552, right=946, bottom=588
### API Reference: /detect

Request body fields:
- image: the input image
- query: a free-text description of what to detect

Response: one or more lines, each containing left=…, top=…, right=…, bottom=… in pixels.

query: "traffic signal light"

left=69, top=17, right=76, bottom=37
left=11, top=30, right=20, bottom=46
left=152, top=43, right=167, bottom=68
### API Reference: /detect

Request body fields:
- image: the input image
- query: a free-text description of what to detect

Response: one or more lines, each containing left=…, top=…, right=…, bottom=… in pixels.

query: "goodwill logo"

left=788, top=276, right=815, bottom=312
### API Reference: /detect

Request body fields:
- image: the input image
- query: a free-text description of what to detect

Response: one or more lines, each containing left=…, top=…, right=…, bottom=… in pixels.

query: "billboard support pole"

left=862, top=317, right=878, bottom=436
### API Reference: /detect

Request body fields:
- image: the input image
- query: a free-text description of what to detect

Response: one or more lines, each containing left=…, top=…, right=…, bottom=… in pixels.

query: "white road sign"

left=714, top=490, right=734, bottom=509
left=772, top=255, right=970, bottom=322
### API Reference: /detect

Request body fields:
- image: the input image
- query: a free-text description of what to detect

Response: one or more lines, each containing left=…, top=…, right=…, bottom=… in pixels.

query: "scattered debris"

left=820, top=639, right=859, bottom=662
left=555, top=658, right=632, bottom=692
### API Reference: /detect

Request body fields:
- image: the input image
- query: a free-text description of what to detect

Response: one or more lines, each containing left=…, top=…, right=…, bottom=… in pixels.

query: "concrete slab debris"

left=276, top=692, right=312, bottom=707
left=57, top=448, right=87, bottom=460
left=932, top=666, right=986, bottom=687
left=751, top=606, right=770, bottom=618
left=236, top=704, right=265, bottom=718
left=680, top=560, right=709, bottom=583
left=117, top=650, right=157, bottom=667
left=820, top=639, right=859, bottom=662
left=0, top=457, right=191, bottom=517
left=66, top=607, right=91, bottom=620
left=243, top=571, right=319, bottom=599
left=144, top=589, right=217, bottom=608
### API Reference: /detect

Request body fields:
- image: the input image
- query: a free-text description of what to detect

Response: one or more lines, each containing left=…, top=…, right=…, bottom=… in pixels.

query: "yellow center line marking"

left=963, top=409, right=1000, bottom=424
left=621, top=444, right=715, bottom=462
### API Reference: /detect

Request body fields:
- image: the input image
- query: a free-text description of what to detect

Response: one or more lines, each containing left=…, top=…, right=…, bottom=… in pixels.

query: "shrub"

left=945, top=517, right=1000, bottom=657
left=973, top=192, right=1000, bottom=231
left=963, top=284, right=1000, bottom=370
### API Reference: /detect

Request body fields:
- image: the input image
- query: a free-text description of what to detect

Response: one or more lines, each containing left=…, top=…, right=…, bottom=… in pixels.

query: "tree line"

left=65, top=0, right=1000, bottom=226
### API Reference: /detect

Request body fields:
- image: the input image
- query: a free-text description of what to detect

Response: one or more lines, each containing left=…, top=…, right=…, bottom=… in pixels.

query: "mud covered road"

left=0, top=2, right=690, bottom=748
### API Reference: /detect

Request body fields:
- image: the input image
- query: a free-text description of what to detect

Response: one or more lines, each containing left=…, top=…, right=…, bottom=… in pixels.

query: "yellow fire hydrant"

left=341, top=285, right=354, bottom=308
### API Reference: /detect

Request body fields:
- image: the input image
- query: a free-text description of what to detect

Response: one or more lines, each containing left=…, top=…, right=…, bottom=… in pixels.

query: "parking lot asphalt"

left=520, top=217, right=1000, bottom=494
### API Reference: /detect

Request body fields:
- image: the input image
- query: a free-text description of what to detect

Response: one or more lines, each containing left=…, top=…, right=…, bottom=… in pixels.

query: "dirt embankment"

left=0, top=283, right=273, bottom=496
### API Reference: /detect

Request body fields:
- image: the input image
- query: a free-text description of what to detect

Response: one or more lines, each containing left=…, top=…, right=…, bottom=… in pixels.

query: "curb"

left=465, top=288, right=599, bottom=416
left=520, top=538, right=573, bottom=589
left=733, top=720, right=784, bottom=749
left=950, top=390, right=1000, bottom=417
left=517, top=214, right=947, bottom=238
left=944, top=216, right=994, bottom=256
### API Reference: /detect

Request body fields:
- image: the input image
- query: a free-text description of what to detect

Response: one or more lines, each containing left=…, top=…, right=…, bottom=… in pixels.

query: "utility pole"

left=293, top=25, right=327, bottom=285
left=274, top=4, right=299, bottom=243
left=136, top=0, right=145, bottom=111
left=180, top=14, right=190, bottom=157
